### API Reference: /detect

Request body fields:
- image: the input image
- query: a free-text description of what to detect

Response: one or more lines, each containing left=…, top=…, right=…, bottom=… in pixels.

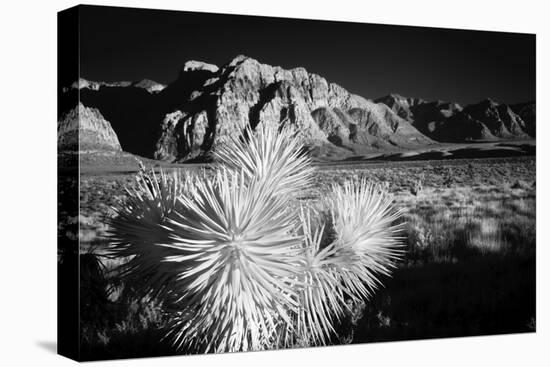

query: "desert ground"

left=59, top=152, right=535, bottom=359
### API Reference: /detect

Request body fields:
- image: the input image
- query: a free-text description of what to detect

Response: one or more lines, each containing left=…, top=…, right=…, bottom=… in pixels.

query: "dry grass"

left=62, top=156, right=535, bottom=359
left=398, top=186, right=535, bottom=263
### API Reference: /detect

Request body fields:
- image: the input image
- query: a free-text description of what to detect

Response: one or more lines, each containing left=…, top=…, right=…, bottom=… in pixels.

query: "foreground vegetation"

left=59, top=155, right=535, bottom=360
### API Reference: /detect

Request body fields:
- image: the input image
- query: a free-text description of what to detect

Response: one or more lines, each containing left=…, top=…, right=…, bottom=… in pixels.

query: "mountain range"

left=58, top=55, right=535, bottom=162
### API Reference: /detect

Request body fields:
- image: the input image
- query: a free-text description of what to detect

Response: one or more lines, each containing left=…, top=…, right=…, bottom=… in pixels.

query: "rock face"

left=374, top=94, right=426, bottom=122
left=376, top=94, right=533, bottom=142
left=153, top=55, right=434, bottom=161
left=131, top=79, right=167, bottom=93
left=69, top=78, right=165, bottom=94
left=58, top=103, right=122, bottom=151
left=61, top=80, right=165, bottom=157
left=154, top=110, right=209, bottom=161
left=511, top=101, right=536, bottom=137
left=182, top=60, right=219, bottom=74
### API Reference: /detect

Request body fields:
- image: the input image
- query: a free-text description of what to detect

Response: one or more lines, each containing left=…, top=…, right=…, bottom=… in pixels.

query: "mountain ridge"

left=67, top=77, right=166, bottom=94
left=58, top=55, right=535, bottom=162
left=375, top=93, right=534, bottom=142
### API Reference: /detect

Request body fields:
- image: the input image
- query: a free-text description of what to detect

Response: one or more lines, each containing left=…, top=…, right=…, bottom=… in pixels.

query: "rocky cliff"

left=69, top=78, right=166, bottom=94
left=58, top=103, right=122, bottom=152
left=153, top=56, right=434, bottom=161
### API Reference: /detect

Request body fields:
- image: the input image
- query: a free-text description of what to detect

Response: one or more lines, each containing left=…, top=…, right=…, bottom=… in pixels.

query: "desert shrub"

left=80, top=251, right=111, bottom=328
left=442, top=169, right=454, bottom=188
left=511, top=180, right=529, bottom=190
left=410, top=179, right=423, bottom=196
left=108, top=124, right=403, bottom=353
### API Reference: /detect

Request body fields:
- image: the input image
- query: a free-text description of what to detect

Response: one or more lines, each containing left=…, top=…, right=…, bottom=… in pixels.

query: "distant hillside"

left=511, top=101, right=536, bottom=137
left=375, top=94, right=535, bottom=142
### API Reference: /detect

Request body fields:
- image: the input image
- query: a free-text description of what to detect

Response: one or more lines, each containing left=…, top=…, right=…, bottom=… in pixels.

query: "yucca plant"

left=108, top=123, right=404, bottom=354
left=290, top=208, right=348, bottom=346
left=325, top=179, right=405, bottom=301
left=214, top=123, right=314, bottom=198
left=107, top=167, right=186, bottom=299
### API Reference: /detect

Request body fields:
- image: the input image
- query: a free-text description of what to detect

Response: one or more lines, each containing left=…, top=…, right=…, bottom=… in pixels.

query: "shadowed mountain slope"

left=376, top=94, right=534, bottom=142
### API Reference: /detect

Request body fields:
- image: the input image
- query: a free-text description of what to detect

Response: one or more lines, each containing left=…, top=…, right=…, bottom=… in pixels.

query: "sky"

left=78, top=5, right=536, bottom=106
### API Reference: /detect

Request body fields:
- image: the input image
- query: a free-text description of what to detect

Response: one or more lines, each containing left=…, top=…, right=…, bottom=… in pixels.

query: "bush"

left=108, top=124, right=403, bottom=353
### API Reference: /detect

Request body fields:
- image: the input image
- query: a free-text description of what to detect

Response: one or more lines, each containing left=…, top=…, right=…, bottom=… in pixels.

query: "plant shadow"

left=352, top=254, right=535, bottom=344
left=36, top=341, right=57, bottom=354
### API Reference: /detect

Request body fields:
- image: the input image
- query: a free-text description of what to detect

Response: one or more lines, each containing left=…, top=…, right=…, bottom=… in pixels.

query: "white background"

left=0, top=0, right=548, bottom=365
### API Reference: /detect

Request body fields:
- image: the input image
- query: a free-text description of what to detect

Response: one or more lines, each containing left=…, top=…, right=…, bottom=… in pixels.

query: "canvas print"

left=57, top=5, right=536, bottom=361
